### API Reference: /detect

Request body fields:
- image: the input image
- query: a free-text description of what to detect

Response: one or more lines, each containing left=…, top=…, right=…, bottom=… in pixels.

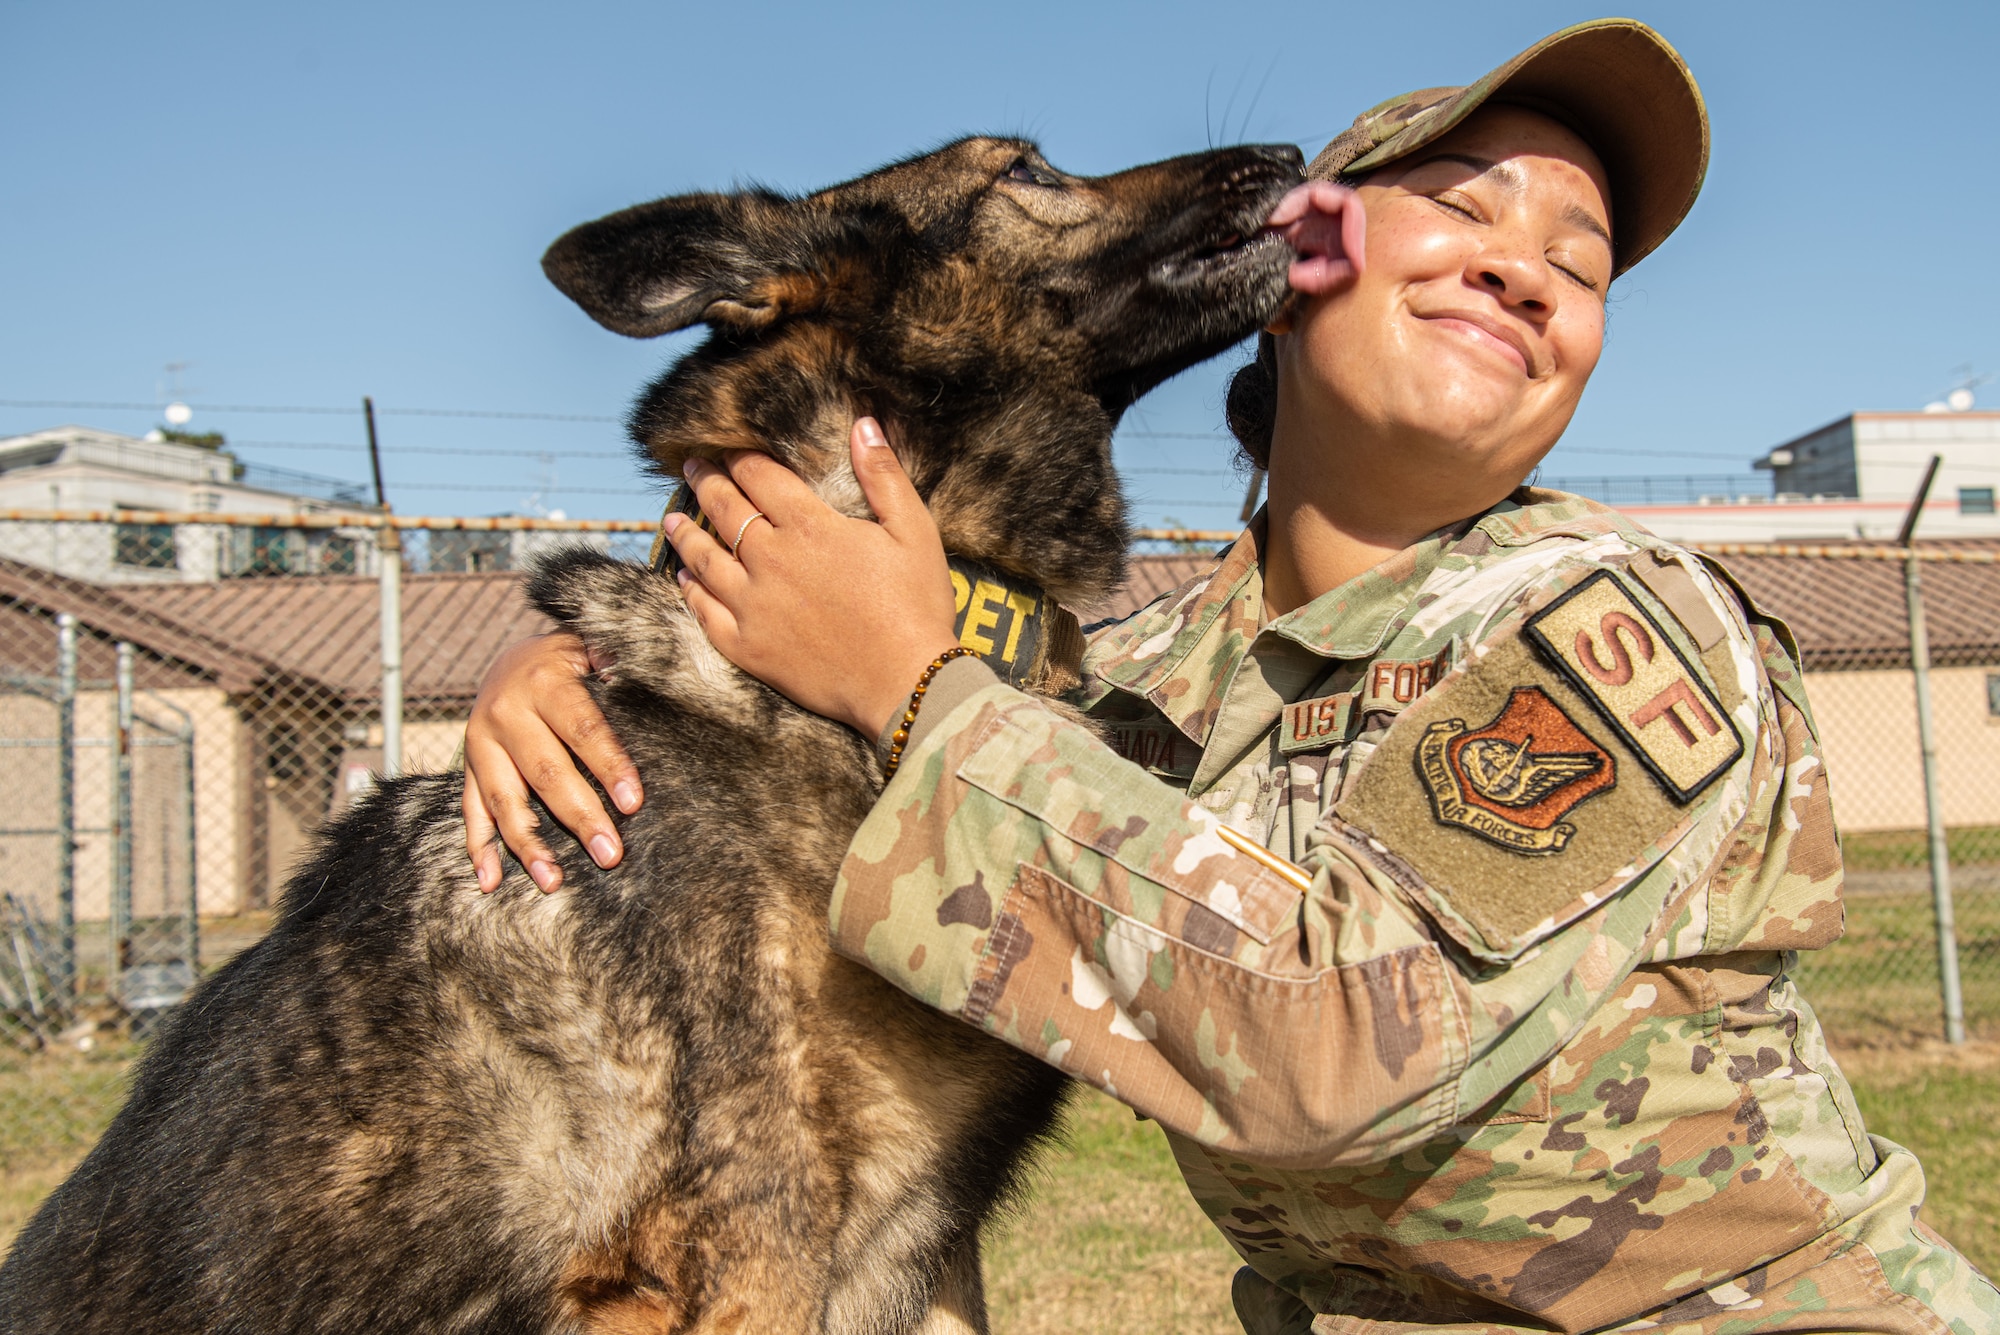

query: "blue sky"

left=4, top=2, right=1997, bottom=527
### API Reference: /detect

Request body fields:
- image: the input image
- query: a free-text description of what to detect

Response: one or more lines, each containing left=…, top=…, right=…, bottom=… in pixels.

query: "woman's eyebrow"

left=1409, top=151, right=1612, bottom=248
left=1562, top=203, right=1613, bottom=248
left=1411, top=152, right=1502, bottom=178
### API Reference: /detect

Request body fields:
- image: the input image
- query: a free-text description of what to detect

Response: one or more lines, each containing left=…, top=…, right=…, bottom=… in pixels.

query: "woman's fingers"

left=662, top=495, right=753, bottom=592
left=848, top=417, right=939, bottom=548
left=549, top=681, right=643, bottom=817
left=462, top=632, right=633, bottom=892
left=461, top=770, right=503, bottom=893
left=674, top=569, right=742, bottom=649
left=682, top=456, right=779, bottom=563
left=463, top=729, right=565, bottom=892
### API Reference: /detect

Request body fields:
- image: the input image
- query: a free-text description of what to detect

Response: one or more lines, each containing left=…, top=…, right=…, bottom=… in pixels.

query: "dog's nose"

left=1243, top=143, right=1306, bottom=172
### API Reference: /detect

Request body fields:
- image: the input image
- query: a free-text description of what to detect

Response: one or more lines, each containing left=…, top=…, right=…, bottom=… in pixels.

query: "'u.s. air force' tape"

left=653, top=484, right=1051, bottom=688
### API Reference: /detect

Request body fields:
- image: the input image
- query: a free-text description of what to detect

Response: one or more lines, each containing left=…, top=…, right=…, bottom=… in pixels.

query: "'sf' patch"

left=1525, top=571, right=1741, bottom=803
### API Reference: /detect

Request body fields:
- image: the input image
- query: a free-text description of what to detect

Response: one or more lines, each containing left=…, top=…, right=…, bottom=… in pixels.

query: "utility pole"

left=365, top=398, right=403, bottom=780
left=1897, top=454, right=1963, bottom=1045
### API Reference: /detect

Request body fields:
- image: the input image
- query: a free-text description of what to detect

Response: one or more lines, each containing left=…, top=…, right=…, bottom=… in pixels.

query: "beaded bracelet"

left=882, top=646, right=977, bottom=781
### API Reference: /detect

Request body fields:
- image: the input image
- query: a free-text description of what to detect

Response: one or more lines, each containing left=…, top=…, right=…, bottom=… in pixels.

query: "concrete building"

left=1609, top=411, right=2000, bottom=545
left=0, top=425, right=381, bottom=583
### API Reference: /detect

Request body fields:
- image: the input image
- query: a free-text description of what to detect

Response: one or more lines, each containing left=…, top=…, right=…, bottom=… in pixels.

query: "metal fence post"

left=54, top=612, right=77, bottom=1002
left=379, top=531, right=403, bottom=780
left=182, top=714, right=199, bottom=976
left=366, top=396, right=404, bottom=781
left=113, top=641, right=134, bottom=1003
left=1898, top=455, right=1965, bottom=1045
left=1904, top=556, right=1965, bottom=1044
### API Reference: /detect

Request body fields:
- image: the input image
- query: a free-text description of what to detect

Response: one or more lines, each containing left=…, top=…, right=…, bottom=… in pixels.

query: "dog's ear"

left=542, top=191, right=817, bottom=338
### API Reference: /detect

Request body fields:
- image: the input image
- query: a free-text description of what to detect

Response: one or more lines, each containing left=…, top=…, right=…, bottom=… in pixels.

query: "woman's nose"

left=1468, top=245, right=1555, bottom=319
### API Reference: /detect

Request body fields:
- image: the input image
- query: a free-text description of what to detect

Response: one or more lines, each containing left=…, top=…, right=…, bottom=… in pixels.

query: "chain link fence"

left=0, top=514, right=1993, bottom=1243
left=1707, top=542, right=2000, bottom=1048
left=0, top=510, right=653, bottom=1235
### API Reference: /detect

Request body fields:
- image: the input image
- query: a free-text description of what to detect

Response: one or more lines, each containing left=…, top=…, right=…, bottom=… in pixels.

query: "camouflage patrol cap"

left=1307, top=19, right=1708, bottom=276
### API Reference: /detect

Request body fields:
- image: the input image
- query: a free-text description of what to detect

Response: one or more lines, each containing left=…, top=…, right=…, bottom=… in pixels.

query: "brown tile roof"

left=1709, top=539, right=2000, bottom=670
left=8, top=532, right=1991, bottom=712
left=0, top=559, right=549, bottom=705
left=139, top=572, right=550, bottom=704
left=1080, top=551, right=1225, bottom=625
left=0, top=558, right=273, bottom=693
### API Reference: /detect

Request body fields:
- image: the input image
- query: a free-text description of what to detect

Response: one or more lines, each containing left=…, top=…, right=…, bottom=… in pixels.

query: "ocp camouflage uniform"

left=830, top=490, right=2000, bottom=1333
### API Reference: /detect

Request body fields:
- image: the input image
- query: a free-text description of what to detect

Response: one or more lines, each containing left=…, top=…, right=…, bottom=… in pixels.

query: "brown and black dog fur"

left=0, top=135, right=1302, bottom=1334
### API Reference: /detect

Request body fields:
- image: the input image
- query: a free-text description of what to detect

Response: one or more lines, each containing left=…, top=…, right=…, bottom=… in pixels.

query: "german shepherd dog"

left=0, top=136, right=1302, bottom=1333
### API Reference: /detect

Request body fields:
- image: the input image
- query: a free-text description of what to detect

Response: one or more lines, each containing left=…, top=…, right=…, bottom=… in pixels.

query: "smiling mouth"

left=1421, top=313, right=1532, bottom=374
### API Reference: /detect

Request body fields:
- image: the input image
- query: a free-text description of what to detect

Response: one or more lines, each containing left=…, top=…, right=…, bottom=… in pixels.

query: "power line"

left=232, top=439, right=631, bottom=460
left=387, top=482, right=658, bottom=495
left=0, top=397, right=619, bottom=422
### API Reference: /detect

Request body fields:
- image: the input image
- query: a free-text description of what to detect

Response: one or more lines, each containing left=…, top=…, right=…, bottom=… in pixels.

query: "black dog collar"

left=651, top=483, right=1053, bottom=688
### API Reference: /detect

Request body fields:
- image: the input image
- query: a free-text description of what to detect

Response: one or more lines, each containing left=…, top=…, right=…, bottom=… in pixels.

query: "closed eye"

left=1429, top=191, right=1482, bottom=222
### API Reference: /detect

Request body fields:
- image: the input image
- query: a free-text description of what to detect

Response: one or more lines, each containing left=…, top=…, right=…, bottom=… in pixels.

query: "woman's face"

left=1272, top=105, right=1613, bottom=484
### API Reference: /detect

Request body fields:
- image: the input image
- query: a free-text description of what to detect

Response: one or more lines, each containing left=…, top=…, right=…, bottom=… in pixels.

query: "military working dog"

left=0, top=136, right=1304, bottom=1333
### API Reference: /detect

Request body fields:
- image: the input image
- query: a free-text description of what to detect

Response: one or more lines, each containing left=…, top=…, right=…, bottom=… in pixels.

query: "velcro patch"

left=1356, top=647, right=1454, bottom=717
left=1108, top=720, right=1200, bottom=779
left=1524, top=571, right=1741, bottom=803
left=948, top=556, right=1049, bottom=687
left=1280, top=692, right=1354, bottom=756
left=1334, top=634, right=1697, bottom=962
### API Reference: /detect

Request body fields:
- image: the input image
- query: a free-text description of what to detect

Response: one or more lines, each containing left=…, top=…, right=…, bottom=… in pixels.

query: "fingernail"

left=857, top=418, right=887, bottom=448
left=663, top=512, right=684, bottom=535
left=529, top=860, right=560, bottom=893
left=682, top=458, right=701, bottom=479
left=475, top=859, right=498, bottom=894
left=675, top=569, right=691, bottom=588
left=588, top=833, right=619, bottom=868
left=612, top=780, right=642, bottom=813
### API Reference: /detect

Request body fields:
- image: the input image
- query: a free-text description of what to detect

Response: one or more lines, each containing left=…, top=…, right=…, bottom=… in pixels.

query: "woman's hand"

left=666, top=417, right=961, bottom=739
left=462, top=633, right=642, bottom=893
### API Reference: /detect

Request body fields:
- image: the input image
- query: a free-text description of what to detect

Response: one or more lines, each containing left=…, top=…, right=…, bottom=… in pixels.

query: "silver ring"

left=729, top=510, right=767, bottom=557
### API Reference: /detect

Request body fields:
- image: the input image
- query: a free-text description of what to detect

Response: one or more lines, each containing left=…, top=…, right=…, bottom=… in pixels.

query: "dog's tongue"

left=1264, top=182, right=1366, bottom=295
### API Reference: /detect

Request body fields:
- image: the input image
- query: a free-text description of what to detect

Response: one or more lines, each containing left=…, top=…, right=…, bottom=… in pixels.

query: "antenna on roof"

left=159, top=361, right=198, bottom=426
left=1924, top=365, right=1992, bottom=414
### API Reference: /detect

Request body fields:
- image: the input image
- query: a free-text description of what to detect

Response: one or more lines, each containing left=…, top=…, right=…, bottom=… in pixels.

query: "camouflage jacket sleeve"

left=829, top=554, right=1796, bottom=1171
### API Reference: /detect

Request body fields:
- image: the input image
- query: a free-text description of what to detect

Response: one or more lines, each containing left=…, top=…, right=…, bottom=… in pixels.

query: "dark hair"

left=1223, top=330, right=1279, bottom=471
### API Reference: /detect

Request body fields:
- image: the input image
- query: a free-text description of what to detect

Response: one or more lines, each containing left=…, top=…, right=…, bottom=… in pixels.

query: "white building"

left=0, top=425, right=381, bottom=582
left=1618, top=411, right=2000, bottom=545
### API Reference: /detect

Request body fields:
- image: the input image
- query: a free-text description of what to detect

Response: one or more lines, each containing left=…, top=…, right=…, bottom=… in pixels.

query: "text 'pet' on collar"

left=650, top=483, right=1053, bottom=688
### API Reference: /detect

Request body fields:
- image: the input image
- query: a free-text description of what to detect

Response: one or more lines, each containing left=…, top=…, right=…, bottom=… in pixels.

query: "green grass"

left=0, top=1040, right=137, bottom=1246
left=1841, top=824, right=2000, bottom=872
left=1838, top=1045, right=2000, bottom=1280
left=1793, top=887, right=2000, bottom=1043
left=1, top=899, right=1993, bottom=1329
left=10, top=1054, right=1980, bottom=1331
left=985, top=1087, right=1242, bottom=1334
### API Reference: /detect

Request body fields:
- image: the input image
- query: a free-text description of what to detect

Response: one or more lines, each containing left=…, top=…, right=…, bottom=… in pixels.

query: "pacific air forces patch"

left=1418, top=685, right=1614, bottom=854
